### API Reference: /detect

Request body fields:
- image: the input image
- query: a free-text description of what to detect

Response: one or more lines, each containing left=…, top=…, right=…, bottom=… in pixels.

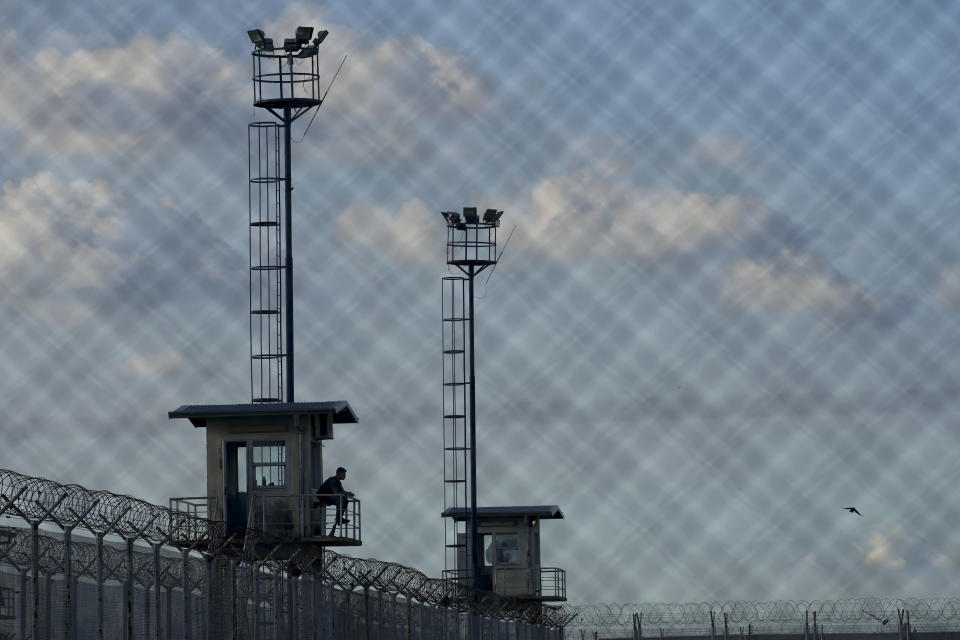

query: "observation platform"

left=254, top=97, right=323, bottom=111
left=442, top=505, right=566, bottom=601
left=169, top=401, right=361, bottom=548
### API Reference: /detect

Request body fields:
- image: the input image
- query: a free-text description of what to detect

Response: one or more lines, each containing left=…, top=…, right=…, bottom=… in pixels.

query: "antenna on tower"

left=294, top=55, right=347, bottom=144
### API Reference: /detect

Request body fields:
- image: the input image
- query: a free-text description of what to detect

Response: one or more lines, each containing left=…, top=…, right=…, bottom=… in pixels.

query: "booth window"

left=481, top=534, right=494, bottom=566
left=0, top=586, right=14, bottom=620
left=252, top=441, right=286, bottom=488
left=480, top=533, right=521, bottom=567
left=495, top=533, right=521, bottom=565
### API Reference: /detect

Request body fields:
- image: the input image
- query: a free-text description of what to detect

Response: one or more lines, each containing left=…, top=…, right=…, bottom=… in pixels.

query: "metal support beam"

left=283, top=108, right=295, bottom=402
left=467, top=267, right=479, bottom=592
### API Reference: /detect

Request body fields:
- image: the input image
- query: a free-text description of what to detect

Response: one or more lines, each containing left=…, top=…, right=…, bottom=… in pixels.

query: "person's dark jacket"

left=317, top=475, right=345, bottom=496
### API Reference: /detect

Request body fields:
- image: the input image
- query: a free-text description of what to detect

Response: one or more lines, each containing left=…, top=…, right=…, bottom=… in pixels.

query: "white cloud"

left=334, top=167, right=773, bottom=263
left=687, top=133, right=752, bottom=169
left=509, top=166, right=770, bottom=259
left=0, top=31, right=246, bottom=157
left=122, top=351, right=186, bottom=378
left=1, top=12, right=489, bottom=165
left=0, top=171, right=133, bottom=289
left=291, top=20, right=490, bottom=161
left=32, top=34, right=246, bottom=100
left=932, top=552, right=953, bottom=569
left=721, top=249, right=872, bottom=314
left=856, top=524, right=908, bottom=569
left=336, top=197, right=440, bottom=262
left=933, top=264, right=960, bottom=308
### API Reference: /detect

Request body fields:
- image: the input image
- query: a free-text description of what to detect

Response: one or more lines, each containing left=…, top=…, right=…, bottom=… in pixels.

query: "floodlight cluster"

left=441, top=207, right=504, bottom=229
left=247, top=26, right=329, bottom=56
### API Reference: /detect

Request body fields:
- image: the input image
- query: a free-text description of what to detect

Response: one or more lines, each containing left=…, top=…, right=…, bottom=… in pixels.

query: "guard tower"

left=440, top=209, right=568, bottom=601
left=441, top=506, right=567, bottom=601
left=441, top=207, right=502, bottom=591
left=169, top=26, right=361, bottom=551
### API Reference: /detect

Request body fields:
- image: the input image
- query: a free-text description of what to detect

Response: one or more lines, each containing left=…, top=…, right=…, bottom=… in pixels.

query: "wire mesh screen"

left=2, top=1, right=960, bottom=636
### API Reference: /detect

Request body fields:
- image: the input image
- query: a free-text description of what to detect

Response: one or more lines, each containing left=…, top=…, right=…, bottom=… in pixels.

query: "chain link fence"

left=0, top=468, right=569, bottom=639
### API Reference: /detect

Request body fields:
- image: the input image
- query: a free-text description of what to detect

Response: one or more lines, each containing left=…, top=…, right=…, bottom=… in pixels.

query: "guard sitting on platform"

left=314, top=467, right=354, bottom=531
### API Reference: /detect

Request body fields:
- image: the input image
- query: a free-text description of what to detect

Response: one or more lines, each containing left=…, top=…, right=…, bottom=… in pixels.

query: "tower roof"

left=169, top=401, right=358, bottom=427
left=441, top=505, right=563, bottom=520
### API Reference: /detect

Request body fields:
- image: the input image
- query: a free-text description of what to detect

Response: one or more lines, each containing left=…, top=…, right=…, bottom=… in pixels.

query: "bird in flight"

left=844, top=507, right=863, bottom=516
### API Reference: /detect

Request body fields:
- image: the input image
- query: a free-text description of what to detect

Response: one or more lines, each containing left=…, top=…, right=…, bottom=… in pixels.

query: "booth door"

left=224, top=441, right=249, bottom=531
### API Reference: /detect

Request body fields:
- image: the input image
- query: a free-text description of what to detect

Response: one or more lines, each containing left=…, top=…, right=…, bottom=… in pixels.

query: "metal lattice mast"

left=247, top=26, right=330, bottom=403
left=440, top=207, right=503, bottom=592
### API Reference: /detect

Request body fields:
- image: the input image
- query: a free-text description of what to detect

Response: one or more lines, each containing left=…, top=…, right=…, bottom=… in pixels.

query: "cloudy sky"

left=3, top=0, right=960, bottom=604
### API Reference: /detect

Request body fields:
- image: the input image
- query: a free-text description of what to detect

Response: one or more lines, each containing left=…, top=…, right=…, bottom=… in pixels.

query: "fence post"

left=274, top=572, right=281, bottom=640
left=183, top=549, right=192, bottom=640
left=231, top=560, right=238, bottom=640
left=330, top=583, right=337, bottom=640
left=711, top=611, right=715, bottom=640
left=363, top=587, right=371, bottom=640
left=40, top=574, right=50, bottom=640
left=166, top=586, right=173, bottom=640
left=19, top=570, right=27, bottom=640
left=206, top=558, right=215, bottom=640
left=31, top=522, right=38, bottom=640
left=252, top=564, right=260, bottom=640
left=407, top=596, right=412, bottom=640
left=126, top=538, right=136, bottom=640
left=287, top=567, right=300, bottom=640
left=304, top=572, right=317, bottom=640
left=153, top=544, right=162, bottom=640
left=98, top=535, right=106, bottom=640
left=63, top=528, right=72, bottom=640
left=378, top=589, right=384, bottom=640
left=347, top=588, right=354, bottom=640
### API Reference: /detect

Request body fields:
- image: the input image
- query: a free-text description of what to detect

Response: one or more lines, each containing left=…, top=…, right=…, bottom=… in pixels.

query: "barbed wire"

left=567, top=599, right=960, bottom=633
left=0, top=468, right=571, bottom=627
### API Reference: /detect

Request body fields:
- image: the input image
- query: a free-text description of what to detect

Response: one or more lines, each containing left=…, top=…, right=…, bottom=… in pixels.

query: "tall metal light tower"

left=441, top=207, right=504, bottom=592
left=247, top=26, right=330, bottom=403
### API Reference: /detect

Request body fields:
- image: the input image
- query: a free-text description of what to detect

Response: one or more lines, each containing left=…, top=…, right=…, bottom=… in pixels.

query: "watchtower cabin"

left=169, top=402, right=361, bottom=547
left=442, top=506, right=567, bottom=602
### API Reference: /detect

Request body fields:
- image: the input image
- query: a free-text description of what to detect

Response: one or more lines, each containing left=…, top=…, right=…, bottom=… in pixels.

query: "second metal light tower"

left=440, top=207, right=503, bottom=592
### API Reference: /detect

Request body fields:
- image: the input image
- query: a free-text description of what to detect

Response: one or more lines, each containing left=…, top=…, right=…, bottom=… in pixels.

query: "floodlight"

left=283, top=38, right=300, bottom=52
left=441, top=211, right=461, bottom=225
left=261, top=38, right=274, bottom=52
left=314, top=30, right=329, bottom=45
left=482, top=209, right=503, bottom=223
left=297, top=45, right=318, bottom=58
left=248, top=29, right=265, bottom=47
left=296, top=26, right=314, bottom=45
left=463, top=207, right=479, bottom=224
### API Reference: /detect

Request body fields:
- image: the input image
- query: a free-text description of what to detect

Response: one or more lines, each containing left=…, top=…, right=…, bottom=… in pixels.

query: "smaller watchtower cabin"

left=169, top=402, right=361, bottom=547
left=442, top=506, right=567, bottom=602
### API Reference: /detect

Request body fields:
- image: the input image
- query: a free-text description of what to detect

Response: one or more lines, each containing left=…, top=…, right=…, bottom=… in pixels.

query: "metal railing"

left=538, top=567, right=566, bottom=601
left=492, top=567, right=567, bottom=601
left=442, top=567, right=566, bottom=601
left=247, top=493, right=361, bottom=542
